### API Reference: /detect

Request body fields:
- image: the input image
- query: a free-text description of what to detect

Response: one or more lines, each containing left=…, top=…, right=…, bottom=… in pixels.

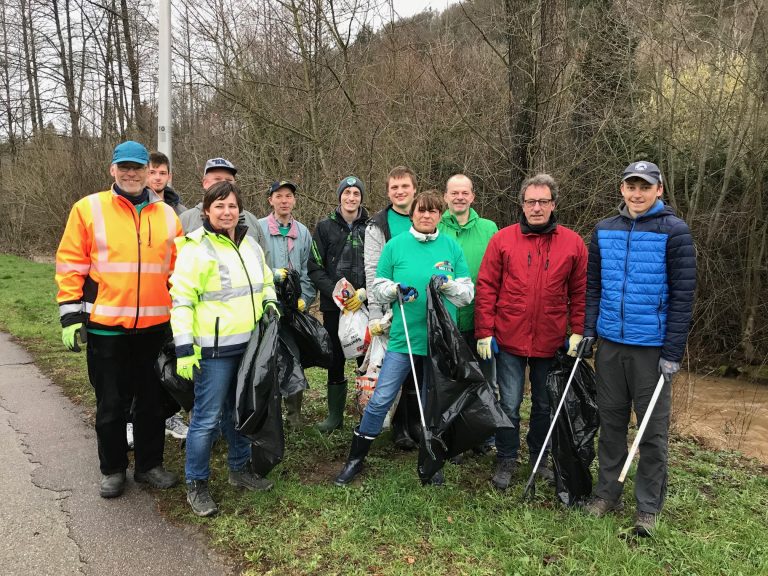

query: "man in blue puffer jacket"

left=580, top=161, right=696, bottom=537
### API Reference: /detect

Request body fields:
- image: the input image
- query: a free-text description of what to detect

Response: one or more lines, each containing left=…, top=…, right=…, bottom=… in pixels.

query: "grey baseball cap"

left=622, top=161, right=662, bottom=185
left=203, top=157, right=237, bottom=176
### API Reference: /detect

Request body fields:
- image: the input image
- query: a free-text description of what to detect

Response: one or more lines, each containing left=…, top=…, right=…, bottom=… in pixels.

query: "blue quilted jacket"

left=584, top=200, right=696, bottom=362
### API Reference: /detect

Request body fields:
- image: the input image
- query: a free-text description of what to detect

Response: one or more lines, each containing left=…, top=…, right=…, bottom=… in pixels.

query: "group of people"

left=55, top=141, right=695, bottom=537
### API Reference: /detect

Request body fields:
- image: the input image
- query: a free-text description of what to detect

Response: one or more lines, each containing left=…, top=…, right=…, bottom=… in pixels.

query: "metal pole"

left=157, top=0, right=172, bottom=162
left=618, top=374, right=666, bottom=483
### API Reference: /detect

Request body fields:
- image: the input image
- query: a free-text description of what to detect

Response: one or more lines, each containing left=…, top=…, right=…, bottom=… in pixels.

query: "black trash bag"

left=545, top=351, right=600, bottom=507
left=276, top=268, right=332, bottom=370
left=235, top=317, right=285, bottom=477
left=417, top=277, right=515, bottom=483
left=155, top=336, right=194, bottom=412
left=277, top=323, right=309, bottom=397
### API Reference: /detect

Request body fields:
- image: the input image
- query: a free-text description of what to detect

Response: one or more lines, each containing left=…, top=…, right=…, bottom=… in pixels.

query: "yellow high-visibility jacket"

left=55, top=187, right=182, bottom=331
left=170, top=225, right=276, bottom=358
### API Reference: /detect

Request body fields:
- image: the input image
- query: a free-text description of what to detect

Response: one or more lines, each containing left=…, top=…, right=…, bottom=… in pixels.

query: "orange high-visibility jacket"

left=55, top=187, right=183, bottom=332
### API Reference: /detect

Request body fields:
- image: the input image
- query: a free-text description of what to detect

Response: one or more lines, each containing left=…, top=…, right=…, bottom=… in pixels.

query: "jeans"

left=185, top=355, right=250, bottom=481
left=359, top=351, right=427, bottom=437
left=495, top=351, right=554, bottom=461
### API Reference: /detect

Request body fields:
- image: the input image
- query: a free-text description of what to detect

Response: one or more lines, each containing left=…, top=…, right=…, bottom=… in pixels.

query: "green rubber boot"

left=316, top=381, right=347, bottom=434
left=285, top=390, right=304, bottom=429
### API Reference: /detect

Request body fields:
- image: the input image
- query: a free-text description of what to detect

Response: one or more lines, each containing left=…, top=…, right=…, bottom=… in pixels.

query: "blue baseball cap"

left=622, top=161, right=662, bottom=185
left=204, top=157, right=238, bottom=176
left=112, top=141, right=149, bottom=165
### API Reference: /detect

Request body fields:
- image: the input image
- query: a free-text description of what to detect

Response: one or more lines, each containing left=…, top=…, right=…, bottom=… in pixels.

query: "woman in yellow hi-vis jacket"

left=170, top=181, right=278, bottom=517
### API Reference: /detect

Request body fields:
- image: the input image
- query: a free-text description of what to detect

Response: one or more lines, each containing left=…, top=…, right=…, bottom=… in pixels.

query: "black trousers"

left=322, top=309, right=363, bottom=385
left=86, top=330, right=167, bottom=474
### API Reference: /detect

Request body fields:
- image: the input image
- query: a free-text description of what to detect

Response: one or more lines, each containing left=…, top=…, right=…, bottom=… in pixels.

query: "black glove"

left=576, top=336, right=596, bottom=359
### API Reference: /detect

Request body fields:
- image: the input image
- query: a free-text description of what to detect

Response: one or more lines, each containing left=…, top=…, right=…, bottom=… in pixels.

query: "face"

left=202, top=168, right=236, bottom=190
left=444, top=178, right=474, bottom=216
left=522, top=184, right=555, bottom=226
left=204, top=192, right=240, bottom=233
left=110, top=162, right=148, bottom=196
left=147, top=162, right=170, bottom=194
left=339, top=186, right=362, bottom=214
left=412, top=203, right=441, bottom=233
left=387, top=176, right=416, bottom=212
left=621, top=178, right=663, bottom=217
left=268, top=188, right=296, bottom=219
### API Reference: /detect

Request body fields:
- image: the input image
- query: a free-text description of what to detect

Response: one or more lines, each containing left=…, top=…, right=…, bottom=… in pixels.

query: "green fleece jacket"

left=438, top=208, right=498, bottom=332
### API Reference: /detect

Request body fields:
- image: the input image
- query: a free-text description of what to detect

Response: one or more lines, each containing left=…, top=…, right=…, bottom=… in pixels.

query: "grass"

left=2, top=252, right=767, bottom=575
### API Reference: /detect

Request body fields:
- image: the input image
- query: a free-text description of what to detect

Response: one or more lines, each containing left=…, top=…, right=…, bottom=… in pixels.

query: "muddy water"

left=671, top=372, right=768, bottom=463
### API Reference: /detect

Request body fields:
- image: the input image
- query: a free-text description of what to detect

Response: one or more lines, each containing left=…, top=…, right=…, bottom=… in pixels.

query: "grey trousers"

left=594, top=339, right=671, bottom=513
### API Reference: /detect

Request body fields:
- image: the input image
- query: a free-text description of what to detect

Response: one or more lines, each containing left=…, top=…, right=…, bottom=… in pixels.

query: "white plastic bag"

left=355, top=335, right=387, bottom=416
left=332, top=278, right=369, bottom=359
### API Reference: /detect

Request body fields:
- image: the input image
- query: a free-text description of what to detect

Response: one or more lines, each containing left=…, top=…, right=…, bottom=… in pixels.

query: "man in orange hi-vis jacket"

left=56, top=141, right=183, bottom=499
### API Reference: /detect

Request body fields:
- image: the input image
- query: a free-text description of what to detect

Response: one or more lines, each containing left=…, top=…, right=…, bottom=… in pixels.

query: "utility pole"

left=157, top=0, right=172, bottom=163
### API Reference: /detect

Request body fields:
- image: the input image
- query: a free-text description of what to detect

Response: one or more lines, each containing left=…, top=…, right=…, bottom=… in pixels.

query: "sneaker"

left=100, top=471, right=126, bottom=498
left=134, top=465, right=179, bottom=489
left=583, top=496, right=625, bottom=517
left=229, top=466, right=274, bottom=492
left=187, top=480, right=218, bottom=517
left=126, top=423, right=134, bottom=451
left=491, top=458, right=517, bottom=491
left=635, top=511, right=657, bottom=537
left=165, top=413, right=189, bottom=439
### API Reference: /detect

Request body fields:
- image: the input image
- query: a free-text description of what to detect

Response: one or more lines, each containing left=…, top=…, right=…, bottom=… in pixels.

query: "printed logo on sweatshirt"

left=433, top=260, right=454, bottom=273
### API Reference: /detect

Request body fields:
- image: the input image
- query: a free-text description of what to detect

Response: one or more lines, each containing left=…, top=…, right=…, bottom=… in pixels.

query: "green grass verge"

left=2, top=253, right=767, bottom=576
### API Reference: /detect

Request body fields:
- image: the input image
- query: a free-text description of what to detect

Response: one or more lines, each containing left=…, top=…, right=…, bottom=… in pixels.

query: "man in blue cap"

left=580, top=161, right=696, bottom=536
left=55, top=141, right=183, bottom=498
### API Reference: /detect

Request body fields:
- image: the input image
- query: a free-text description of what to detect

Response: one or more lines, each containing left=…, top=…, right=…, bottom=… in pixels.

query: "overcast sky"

left=390, top=0, right=458, bottom=19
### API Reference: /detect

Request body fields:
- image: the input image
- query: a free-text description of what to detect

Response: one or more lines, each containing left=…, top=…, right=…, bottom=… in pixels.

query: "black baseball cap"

left=268, top=180, right=297, bottom=195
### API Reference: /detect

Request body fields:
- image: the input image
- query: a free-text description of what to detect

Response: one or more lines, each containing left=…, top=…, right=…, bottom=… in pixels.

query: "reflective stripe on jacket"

left=55, top=187, right=182, bottom=331
left=169, top=226, right=276, bottom=359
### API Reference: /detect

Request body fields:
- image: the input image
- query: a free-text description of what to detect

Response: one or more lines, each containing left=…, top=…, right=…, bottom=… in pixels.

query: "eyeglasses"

left=116, top=164, right=147, bottom=173
left=523, top=199, right=553, bottom=207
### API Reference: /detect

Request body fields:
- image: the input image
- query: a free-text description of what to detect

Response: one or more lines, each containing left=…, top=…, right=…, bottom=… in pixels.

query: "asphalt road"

left=0, top=332, right=234, bottom=576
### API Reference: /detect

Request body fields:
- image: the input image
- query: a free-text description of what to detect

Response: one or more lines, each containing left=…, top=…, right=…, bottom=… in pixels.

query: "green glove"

left=62, top=323, right=85, bottom=352
left=273, top=268, right=288, bottom=283
left=263, top=301, right=280, bottom=322
left=176, top=355, right=200, bottom=381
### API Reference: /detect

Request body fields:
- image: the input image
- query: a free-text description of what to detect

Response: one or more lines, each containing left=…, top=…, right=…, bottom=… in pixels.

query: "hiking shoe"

left=491, top=458, right=517, bottom=490
left=635, top=511, right=657, bottom=537
left=165, top=413, right=189, bottom=439
left=100, top=472, right=126, bottom=498
left=134, top=465, right=179, bottom=489
left=187, top=480, right=218, bottom=517
left=229, top=467, right=274, bottom=492
left=583, top=496, right=625, bottom=517
left=423, top=469, right=445, bottom=486
left=126, top=423, right=134, bottom=451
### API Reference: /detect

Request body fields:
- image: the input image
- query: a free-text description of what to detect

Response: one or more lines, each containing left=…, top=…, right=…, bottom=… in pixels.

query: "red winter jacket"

left=475, top=222, right=587, bottom=358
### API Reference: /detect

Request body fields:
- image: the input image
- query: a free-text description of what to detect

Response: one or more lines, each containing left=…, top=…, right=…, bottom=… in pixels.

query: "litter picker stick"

left=619, top=373, right=666, bottom=483
left=396, top=290, right=436, bottom=460
left=522, top=356, right=582, bottom=499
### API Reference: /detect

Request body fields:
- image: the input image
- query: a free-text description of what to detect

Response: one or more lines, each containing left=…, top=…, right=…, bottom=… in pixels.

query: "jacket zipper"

left=620, top=220, right=636, bottom=340
left=134, top=204, right=142, bottom=330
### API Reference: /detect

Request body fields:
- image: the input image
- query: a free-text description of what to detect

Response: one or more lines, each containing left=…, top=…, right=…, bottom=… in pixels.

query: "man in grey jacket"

left=179, top=157, right=270, bottom=261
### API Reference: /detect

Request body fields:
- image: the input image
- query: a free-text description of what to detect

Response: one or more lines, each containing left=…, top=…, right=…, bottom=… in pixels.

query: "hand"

left=62, top=323, right=85, bottom=352
left=297, top=298, right=306, bottom=312
left=658, top=358, right=680, bottom=383
left=396, top=284, right=418, bottom=303
left=176, top=355, right=200, bottom=381
left=566, top=334, right=584, bottom=357
left=476, top=336, right=498, bottom=360
left=576, top=336, right=595, bottom=358
left=273, top=268, right=287, bottom=283
left=263, top=301, right=280, bottom=322
left=343, top=288, right=366, bottom=312
left=368, top=319, right=385, bottom=337
left=435, top=274, right=452, bottom=292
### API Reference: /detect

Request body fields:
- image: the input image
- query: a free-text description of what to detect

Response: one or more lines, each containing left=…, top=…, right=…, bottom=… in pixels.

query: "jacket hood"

left=331, top=205, right=369, bottom=227
left=163, top=186, right=182, bottom=206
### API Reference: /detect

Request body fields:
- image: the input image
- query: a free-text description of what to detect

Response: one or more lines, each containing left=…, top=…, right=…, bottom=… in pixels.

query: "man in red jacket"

left=475, top=173, right=587, bottom=490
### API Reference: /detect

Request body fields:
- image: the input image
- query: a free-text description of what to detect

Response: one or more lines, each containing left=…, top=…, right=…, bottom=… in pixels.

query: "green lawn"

left=1, top=253, right=766, bottom=576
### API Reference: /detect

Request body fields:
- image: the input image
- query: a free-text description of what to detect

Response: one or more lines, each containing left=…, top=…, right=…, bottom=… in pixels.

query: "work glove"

left=263, top=301, right=280, bottom=322
left=368, top=318, right=386, bottom=337
left=476, top=336, right=498, bottom=360
left=62, top=323, right=86, bottom=352
left=297, top=298, right=306, bottom=313
left=388, top=283, right=418, bottom=303
left=176, top=355, right=200, bottom=381
left=566, top=334, right=584, bottom=357
left=434, top=274, right=452, bottom=292
left=575, top=336, right=596, bottom=358
left=343, top=288, right=367, bottom=312
left=273, top=268, right=288, bottom=283
left=658, top=358, right=680, bottom=383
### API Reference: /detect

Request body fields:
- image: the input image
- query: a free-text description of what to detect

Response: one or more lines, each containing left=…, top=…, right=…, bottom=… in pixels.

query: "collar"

left=520, top=212, right=557, bottom=235
left=409, top=226, right=440, bottom=242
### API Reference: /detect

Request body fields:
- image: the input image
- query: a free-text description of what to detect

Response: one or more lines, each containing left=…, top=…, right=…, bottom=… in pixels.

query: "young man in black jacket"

left=309, top=176, right=369, bottom=432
